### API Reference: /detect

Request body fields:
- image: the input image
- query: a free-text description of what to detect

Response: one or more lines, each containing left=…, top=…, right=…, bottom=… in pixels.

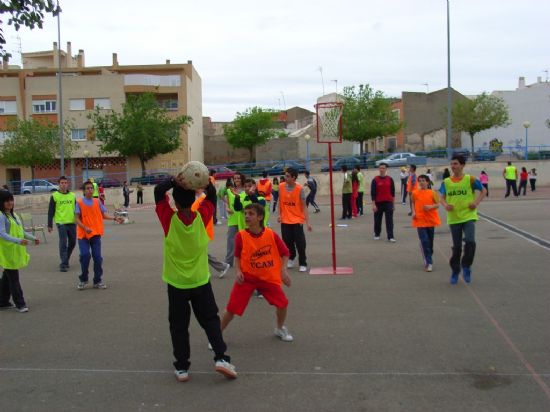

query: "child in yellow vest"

left=155, top=176, right=237, bottom=382
left=221, top=203, right=294, bottom=342
left=411, top=175, right=441, bottom=272
left=0, top=190, right=39, bottom=313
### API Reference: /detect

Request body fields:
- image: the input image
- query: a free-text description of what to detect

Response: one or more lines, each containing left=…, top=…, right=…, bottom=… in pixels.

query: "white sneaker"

left=219, top=263, right=230, bottom=278
left=208, top=342, right=213, bottom=351
left=287, top=259, right=295, bottom=269
left=299, top=266, right=307, bottom=273
left=175, top=370, right=189, bottom=382
left=373, top=236, right=380, bottom=240
left=388, top=238, right=397, bottom=243
left=274, top=326, right=294, bottom=342
left=425, top=264, right=433, bottom=272
left=215, top=359, right=237, bottom=379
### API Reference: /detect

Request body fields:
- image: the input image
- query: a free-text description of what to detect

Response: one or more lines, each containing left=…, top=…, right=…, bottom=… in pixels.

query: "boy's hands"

left=282, top=270, right=291, bottom=287
left=34, top=239, right=40, bottom=245
left=236, top=270, right=245, bottom=284
left=20, top=239, right=29, bottom=245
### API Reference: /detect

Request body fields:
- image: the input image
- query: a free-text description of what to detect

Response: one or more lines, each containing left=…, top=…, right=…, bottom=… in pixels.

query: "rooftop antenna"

left=422, top=83, right=429, bottom=93
left=318, top=66, right=325, bottom=95
left=280, top=91, right=286, bottom=110
left=331, top=79, right=338, bottom=95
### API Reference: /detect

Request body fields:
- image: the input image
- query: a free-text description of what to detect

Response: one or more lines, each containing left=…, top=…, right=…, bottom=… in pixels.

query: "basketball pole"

left=328, top=142, right=337, bottom=272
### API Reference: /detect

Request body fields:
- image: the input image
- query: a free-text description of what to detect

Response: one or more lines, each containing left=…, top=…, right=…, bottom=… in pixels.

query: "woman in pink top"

left=519, top=167, right=528, bottom=196
left=479, top=171, right=489, bottom=197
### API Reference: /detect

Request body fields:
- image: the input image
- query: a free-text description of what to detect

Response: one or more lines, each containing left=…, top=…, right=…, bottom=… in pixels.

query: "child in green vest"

left=154, top=176, right=237, bottom=382
left=0, top=190, right=39, bottom=313
left=232, top=178, right=269, bottom=230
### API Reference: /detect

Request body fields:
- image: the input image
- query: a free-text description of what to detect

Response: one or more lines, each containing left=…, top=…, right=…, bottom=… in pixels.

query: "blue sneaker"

left=450, top=273, right=459, bottom=285
left=463, top=267, right=471, bottom=283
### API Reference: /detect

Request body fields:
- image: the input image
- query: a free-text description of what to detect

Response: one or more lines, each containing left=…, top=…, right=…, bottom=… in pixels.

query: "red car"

left=208, top=166, right=236, bottom=180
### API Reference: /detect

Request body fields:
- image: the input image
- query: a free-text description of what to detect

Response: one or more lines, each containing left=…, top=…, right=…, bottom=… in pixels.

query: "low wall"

left=14, top=159, right=549, bottom=212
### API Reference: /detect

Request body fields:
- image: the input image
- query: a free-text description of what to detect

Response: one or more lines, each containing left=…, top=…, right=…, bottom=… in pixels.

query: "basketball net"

left=315, top=102, right=343, bottom=143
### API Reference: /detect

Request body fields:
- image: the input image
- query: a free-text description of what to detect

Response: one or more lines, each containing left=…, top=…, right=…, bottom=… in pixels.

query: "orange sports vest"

left=76, top=198, right=105, bottom=239
left=240, top=228, right=282, bottom=284
left=411, top=189, right=441, bottom=228
left=279, top=183, right=305, bottom=224
left=257, top=179, right=272, bottom=201
left=407, top=174, right=418, bottom=193
left=191, top=193, right=214, bottom=240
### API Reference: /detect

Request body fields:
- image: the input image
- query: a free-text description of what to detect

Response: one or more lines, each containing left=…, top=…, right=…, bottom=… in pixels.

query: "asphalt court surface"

left=1, top=193, right=550, bottom=411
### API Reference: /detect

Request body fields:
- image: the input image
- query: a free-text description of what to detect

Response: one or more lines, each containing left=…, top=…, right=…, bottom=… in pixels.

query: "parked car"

left=452, top=148, right=470, bottom=160
left=21, top=179, right=59, bottom=194
left=473, top=149, right=496, bottom=161
left=96, top=177, right=122, bottom=188
left=208, top=166, right=236, bottom=180
left=375, top=152, right=416, bottom=167
left=321, top=156, right=361, bottom=172
left=130, top=173, right=170, bottom=185
left=266, top=160, right=306, bottom=176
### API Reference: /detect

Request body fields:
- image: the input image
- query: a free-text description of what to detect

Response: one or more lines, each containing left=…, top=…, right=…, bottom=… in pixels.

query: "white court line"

left=478, top=212, right=550, bottom=251
left=1, top=367, right=549, bottom=378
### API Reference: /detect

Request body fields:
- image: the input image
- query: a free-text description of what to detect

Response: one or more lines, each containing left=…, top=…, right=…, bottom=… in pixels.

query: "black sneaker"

left=60, top=265, right=68, bottom=272
left=0, top=302, right=15, bottom=310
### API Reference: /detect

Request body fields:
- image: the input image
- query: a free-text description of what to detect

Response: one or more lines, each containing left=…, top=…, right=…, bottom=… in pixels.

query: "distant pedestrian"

left=225, top=173, right=245, bottom=267
left=257, top=171, right=273, bottom=215
left=351, top=169, right=359, bottom=218
left=406, top=164, right=418, bottom=216
left=528, top=168, right=537, bottom=192
left=304, top=171, right=320, bottom=213
left=136, top=183, right=144, bottom=204
left=47, top=176, right=76, bottom=272
left=425, top=169, right=433, bottom=188
left=479, top=171, right=489, bottom=197
left=122, top=181, right=133, bottom=208
left=98, top=183, right=105, bottom=205
left=341, top=166, right=352, bottom=219
left=439, top=155, right=486, bottom=284
left=271, top=177, right=280, bottom=212
left=518, top=167, right=528, bottom=196
left=354, top=166, right=365, bottom=215
left=442, top=168, right=451, bottom=180
left=371, top=163, right=396, bottom=242
left=399, top=167, right=409, bottom=205
left=503, top=161, right=518, bottom=198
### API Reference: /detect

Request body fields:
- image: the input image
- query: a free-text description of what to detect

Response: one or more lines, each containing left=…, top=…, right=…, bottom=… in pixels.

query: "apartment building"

left=0, top=42, right=203, bottom=190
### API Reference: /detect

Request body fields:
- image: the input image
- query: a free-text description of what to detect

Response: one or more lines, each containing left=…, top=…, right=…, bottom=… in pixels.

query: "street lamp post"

left=83, top=150, right=90, bottom=181
left=304, top=134, right=311, bottom=171
left=446, top=0, right=453, bottom=160
left=523, top=121, right=530, bottom=160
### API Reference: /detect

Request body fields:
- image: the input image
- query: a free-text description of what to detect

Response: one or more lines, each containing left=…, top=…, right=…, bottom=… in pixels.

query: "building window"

left=33, top=100, right=57, bottom=113
left=124, top=74, right=181, bottom=87
left=93, top=98, right=111, bottom=110
left=71, top=129, right=87, bottom=141
left=0, top=131, right=13, bottom=143
left=392, top=109, right=400, bottom=121
left=0, top=101, right=17, bottom=115
left=69, top=98, right=86, bottom=111
left=159, top=98, right=178, bottom=110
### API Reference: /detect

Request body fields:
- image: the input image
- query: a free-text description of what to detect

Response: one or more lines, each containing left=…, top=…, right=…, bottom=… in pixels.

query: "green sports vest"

left=357, top=172, right=365, bottom=192
left=0, top=214, right=30, bottom=270
left=52, top=191, right=76, bottom=224
left=505, top=166, right=516, bottom=180
left=444, top=175, right=478, bottom=225
left=92, top=182, right=99, bottom=197
left=236, top=192, right=270, bottom=230
left=226, top=190, right=239, bottom=226
left=162, top=212, right=210, bottom=289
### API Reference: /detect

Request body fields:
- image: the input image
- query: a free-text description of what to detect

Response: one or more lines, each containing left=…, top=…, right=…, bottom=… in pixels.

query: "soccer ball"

left=177, top=161, right=210, bottom=190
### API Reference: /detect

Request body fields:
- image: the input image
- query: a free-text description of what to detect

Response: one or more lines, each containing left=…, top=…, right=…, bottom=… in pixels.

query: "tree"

left=223, top=106, right=284, bottom=162
left=0, top=117, right=75, bottom=185
left=1, top=0, right=60, bottom=58
left=342, top=84, right=402, bottom=154
left=452, top=92, right=510, bottom=155
left=88, top=93, right=192, bottom=175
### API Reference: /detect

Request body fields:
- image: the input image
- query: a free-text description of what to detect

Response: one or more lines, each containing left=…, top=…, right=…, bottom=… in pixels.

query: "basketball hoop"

left=311, top=101, right=353, bottom=276
left=315, top=102, right=343, bottom=143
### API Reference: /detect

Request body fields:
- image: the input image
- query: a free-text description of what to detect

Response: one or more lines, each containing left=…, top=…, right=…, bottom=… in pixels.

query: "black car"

left=266, top=160, right=306, bottom=176
left=320, top=156, right=361, bottom=172
left=96, top=177, right=122, bottom=188
left=473, top=149, right=496, bottom=161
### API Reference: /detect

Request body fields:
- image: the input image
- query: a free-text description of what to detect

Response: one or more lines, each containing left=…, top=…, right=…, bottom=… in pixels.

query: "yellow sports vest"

left=162, top=212, right=210, bottom=289
left=505, top=166, right=517, bottom=180
left=92, top=182, right=99, bottom=197
left=0, top=214, right=30, bottom=270
left=444, top=175, right=478, bottom=225
left=226, top=190, right=239, bottom=226
left=52, top=191, right=76, bottom=224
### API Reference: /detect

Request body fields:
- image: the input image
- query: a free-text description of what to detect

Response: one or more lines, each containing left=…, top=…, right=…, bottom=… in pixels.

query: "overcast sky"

left=3, top=0, right=549, bottom=121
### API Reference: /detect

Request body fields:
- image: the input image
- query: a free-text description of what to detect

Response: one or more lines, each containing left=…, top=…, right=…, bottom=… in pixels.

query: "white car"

left=375, top=152, right=416, bottom=167
left=21, top=179, right=59, bottom=194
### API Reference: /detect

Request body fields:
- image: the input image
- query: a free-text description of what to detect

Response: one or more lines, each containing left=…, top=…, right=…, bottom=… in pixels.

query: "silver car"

left=375, top=152, right=416, bottom=167
left=21, top=179, right=59, bottom=194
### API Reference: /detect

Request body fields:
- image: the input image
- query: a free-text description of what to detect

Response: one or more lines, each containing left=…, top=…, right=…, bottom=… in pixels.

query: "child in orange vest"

left=411, top=175, right=441, bottom=272
left=221, top=203, right=293, bottom=342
